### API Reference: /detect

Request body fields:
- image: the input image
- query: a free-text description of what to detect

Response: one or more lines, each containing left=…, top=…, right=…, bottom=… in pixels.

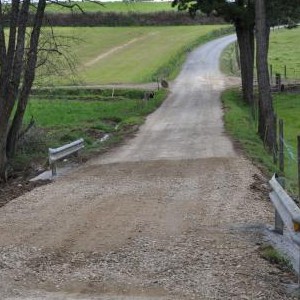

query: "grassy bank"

left=14, top=88, right=167, bottom=170
left=222, top=89, right=276, bottom=174
left=37, top=25, right=231, bottom=86
left=220, top=42, right=240, bottom=76
left=221, top=27, right=300, bottom=194
left=222, top=89, right=300, bottom=195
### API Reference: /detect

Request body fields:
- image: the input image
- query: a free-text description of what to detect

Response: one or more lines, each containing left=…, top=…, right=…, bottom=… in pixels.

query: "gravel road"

left=0, top=35, right=297, bottom=299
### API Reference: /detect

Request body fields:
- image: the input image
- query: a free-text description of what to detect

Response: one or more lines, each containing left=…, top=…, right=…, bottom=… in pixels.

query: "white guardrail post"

left=48, top=138, right=84, bottom=177
left=269, top=174, right=300, bottom=245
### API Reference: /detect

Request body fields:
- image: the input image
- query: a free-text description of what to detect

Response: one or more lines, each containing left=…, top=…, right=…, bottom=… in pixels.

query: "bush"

left=40, top=11, right=226, bottom=27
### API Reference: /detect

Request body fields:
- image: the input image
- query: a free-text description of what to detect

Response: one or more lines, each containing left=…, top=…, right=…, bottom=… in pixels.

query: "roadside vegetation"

left=260, top=244, right=293, bottom=272
left=14, top=88, right=167, bottom=172
left=11, top=24, right=232, bottom=176
left=37, top=25, right=231, bottom=86
left=221, top=28, right=300, bottom=195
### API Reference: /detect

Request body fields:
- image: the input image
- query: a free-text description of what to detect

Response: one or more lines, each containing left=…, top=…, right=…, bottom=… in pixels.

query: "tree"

left=0, top=0, right=43, bottom=181
left=0, top=0, right=76, bottom=181
left=267, top=0, right=300, bottom=27
left=172, top=0, right=299, bottom=153
left=255, top=0, right=276, bottom=152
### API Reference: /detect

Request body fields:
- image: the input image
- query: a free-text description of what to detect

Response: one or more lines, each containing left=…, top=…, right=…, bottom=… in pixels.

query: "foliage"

left=42, top=11, right=224, bottom=27
left=172, top=0, right=255, bottom=26
left=267, top=0, right=300, bottom=26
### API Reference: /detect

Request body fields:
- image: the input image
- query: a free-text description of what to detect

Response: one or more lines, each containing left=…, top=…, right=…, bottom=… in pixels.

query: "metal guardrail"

left=269, top=174, right=300, bottom=246
left=49, top=138, right=84, bottom=176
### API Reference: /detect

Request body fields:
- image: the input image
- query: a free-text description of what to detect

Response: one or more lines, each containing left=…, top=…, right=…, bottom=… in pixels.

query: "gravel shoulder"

left=0, top=35, right=297, bottom=299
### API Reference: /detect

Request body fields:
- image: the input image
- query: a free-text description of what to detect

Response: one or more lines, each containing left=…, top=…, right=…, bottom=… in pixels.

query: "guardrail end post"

left=275, top=210, right=284, bottom=235
left=51, top=163, right=57, bottom=177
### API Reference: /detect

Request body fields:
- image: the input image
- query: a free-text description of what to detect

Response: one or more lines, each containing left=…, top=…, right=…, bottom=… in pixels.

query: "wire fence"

left=276, top=118, right=300, bottom=198
left=269, top=64, right=300, bottom=83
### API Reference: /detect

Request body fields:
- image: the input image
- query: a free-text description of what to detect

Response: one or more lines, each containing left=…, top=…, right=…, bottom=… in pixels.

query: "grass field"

left=269, top=27, right=300, bottom=79
left=222, top=90, right=277, bottom=174
left=15, top=88, right=167, bottom=169
left=37, top=25, right=230, bottom=86
left=45, top=1, right=175, bottom=13
left=221, top=27, right=300, bottom=79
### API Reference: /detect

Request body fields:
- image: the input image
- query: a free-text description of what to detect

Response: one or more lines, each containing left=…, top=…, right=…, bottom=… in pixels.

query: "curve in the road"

left=94, top=34, right=238, bottom=164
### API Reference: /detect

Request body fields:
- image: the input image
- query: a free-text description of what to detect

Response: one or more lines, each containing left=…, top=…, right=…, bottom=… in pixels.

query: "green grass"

left=274, top=93, right=300, bottom=193
left=220, top=27, right=300, bottom=79
left=220, top=27, right=300, bottom=193
left=222, top=89, right=277, bottom=175
left=36, top=25, right=231, bottom=86
left=15, top=88, right=167, bottom=169
left=260, top=244, right=293, bottom=272
left=269, top=27, right=300, bottom=79
left=45, top=1, right=175, bottom=13
left=220, top=42, right=240, bottom=76
left=222, top=89, right=300, bottom=196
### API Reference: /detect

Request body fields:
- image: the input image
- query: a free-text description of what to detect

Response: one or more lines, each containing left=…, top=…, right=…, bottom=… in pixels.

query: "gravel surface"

left=0, top=35, right=297, bottom=299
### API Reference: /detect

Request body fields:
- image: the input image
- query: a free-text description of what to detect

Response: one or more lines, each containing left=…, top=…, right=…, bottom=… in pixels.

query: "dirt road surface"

left=0, top=35, right=296, bottom=299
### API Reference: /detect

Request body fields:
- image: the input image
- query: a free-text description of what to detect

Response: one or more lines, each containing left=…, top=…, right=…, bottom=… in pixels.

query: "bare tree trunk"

left=256, top=0, right=276, bottom=152
left=236, top=24, right=255, bottom=108
left=7, top=0, right=46, bottom=158
left=0, top=0, right=21, bottom=180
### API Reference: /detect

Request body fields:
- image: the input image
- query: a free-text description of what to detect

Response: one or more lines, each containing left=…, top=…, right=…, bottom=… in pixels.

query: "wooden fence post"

left=273, top=114, right=278, bottom=165
left=275, top=73, right=282, bottom=91
left=298, top=136, right=300, bottom=202
left=279, top=119, right=284, bottom=174
left=284, top=65, right=287, bottom=79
